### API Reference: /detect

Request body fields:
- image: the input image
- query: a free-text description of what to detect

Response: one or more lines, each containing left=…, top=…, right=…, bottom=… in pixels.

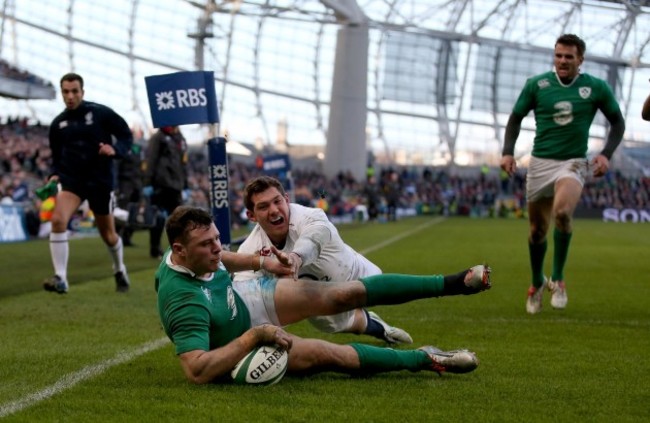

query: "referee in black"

left=43, top=72, right=133, bottom=293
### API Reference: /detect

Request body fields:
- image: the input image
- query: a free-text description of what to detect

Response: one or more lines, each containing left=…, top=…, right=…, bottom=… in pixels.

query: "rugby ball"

left=231, top=344, right=288, bottom=386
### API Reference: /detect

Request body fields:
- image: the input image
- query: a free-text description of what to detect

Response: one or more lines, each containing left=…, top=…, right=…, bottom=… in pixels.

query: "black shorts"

left=60, top=178, right=115, bottom=215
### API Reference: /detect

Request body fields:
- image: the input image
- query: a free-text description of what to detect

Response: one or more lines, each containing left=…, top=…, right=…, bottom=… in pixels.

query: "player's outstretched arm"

left=221, top=250, right=292, bottom=276
left=178, top=324, right=292, bottom=385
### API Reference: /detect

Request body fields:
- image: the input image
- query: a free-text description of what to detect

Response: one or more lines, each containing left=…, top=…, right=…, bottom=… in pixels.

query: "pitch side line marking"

left=0, top=337, right=170, bottom=418
left=1, top=217, right=445, bottom=417
left=359, top=217, right=445, bottom=256
left=403, top=315, right=650, bottom=328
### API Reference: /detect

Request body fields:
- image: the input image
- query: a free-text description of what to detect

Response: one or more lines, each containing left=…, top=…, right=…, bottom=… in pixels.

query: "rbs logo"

left=210, top=164, right=229, bottom=209
left=155, top=88, right=207, bottom=111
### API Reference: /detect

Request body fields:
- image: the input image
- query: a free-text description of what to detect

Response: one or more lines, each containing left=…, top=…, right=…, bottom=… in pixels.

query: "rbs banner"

left=207, top=137, right=231, bottom=247
left=145, top=71, right=219, bottom=127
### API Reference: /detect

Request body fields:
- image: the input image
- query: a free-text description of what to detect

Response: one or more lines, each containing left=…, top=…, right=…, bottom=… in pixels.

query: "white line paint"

left=404, top=315, right=650, bottom=328
left=359, top=217, right=445, bottom=256
left=1, top=217, right=445, bottom=417
left=0, top=337, right=170, bottom=418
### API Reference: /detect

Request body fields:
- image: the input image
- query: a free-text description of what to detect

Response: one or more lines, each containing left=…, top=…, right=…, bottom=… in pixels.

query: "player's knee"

left=529, top=225, right=547, bottom=243
left=326, top=285, right=364, bottom=313
left=554, top=209, right=572, bottom=228
left=50, top=215, right=68, bottom=231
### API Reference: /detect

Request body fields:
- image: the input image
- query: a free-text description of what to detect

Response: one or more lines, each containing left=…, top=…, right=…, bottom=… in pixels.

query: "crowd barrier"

left=1, top=203, right=647, bottom=244
left=573, top=207, right=650, bottom=222
left=0, top=204, right=28, bottom=242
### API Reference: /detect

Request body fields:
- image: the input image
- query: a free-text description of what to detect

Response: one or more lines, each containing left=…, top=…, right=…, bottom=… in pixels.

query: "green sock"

left=360, top=274, right=444, bottom=306
left=529, top=240, right=547, bottom=287
left=350, top=343, right=429, bottom=373
left=552, top=228, right=572, bottom=282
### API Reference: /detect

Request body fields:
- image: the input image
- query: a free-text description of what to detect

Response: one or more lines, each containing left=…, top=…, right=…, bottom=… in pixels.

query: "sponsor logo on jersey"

left=85, top=111, right=93, bottom=125
left=227, top=286, right=238, bottom=320
left=201, top=286, right=212, bottom=303
left=579, top=87, right=591, bottom=99
left=59, top=121, right=68, bottom=129
left=537, top=79, right=550, bottom=89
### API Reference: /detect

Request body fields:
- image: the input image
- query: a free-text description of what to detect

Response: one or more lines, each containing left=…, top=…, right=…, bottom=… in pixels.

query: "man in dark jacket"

left=144, top=126, right=188, bottom=258
left=116, top=142, right=144, bottom=246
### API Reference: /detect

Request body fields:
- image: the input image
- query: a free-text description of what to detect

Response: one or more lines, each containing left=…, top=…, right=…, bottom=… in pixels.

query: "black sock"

left=363, top=310, right=386, bottom=340
left=443, top=269, right=471, bottom=295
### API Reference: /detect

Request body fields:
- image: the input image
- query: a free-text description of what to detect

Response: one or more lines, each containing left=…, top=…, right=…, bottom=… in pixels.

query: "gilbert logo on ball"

left=231, top=345, right=288, bottom=386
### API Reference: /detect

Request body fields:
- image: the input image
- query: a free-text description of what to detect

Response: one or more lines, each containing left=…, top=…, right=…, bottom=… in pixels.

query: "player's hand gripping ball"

left=231, top=344, right=288, bottom=386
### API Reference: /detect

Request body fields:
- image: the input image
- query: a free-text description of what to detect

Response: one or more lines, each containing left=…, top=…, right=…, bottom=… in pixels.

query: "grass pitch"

left=0, top=217, right=648, bottom=422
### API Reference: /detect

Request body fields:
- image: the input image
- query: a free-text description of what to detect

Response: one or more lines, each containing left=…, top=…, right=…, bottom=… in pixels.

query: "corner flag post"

left=144, top=70, right=231, bottom=249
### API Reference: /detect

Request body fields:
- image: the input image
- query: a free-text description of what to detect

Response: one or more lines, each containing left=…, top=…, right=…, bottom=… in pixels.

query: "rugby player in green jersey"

left=155, top=206, right=491, bottom=384
left=500, top=34, right=625, bottom=314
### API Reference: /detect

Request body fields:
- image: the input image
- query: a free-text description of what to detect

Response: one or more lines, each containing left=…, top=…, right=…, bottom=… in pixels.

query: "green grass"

left=1, top=217, right=648, bottom=422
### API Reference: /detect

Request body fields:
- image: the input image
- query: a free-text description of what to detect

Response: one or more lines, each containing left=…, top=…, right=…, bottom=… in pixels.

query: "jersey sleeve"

left=292, top=207, right=333, bottom=265
left=48, top=118, right=62, bottom=175
left=511, top=78, right=537, bottom=117
left=596, top=78, right=621, bottom=117
left=166, top=300, right=212, bottom=355
left=101, top=105, right=133, bottom=158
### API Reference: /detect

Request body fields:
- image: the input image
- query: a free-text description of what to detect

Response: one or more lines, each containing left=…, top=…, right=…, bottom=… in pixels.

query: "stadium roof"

left=1, top=0, right=649, bottom=170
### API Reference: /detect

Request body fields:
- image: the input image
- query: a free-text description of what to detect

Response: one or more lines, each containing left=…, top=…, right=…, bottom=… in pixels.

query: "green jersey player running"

left=500, top=33, right=625, bottom=314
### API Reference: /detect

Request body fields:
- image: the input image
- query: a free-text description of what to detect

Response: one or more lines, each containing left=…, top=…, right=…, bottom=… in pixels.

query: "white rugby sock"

left=108, top=236, right=125, bottom=274
left=49, top=231, right=69, bottom=281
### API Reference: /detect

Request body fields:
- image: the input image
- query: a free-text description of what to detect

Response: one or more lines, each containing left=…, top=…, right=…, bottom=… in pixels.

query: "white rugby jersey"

left=233, top=203, right=380, bottom=283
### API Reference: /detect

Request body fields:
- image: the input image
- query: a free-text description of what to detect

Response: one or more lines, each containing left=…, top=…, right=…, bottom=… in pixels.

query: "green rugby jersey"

left=155, top=255, right=251, bottom=355
left=512, top=71, right=620, bottom=160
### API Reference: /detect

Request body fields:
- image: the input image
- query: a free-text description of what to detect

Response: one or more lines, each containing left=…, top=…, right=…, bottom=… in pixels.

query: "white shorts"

left=526, top=156, right=587, bottom=203
left=307, top=253, right=381, bottom=334
left=232, top=275, right=280, bottom=327
left=233, top=275, right=354, bottom=333
left=234, top=254, right=382, bottom=334
left=307, top=311, right=357, bottom=333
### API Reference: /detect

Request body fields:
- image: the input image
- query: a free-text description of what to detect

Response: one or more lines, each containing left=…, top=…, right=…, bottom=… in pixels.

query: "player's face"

left=247, top=187, right=291, bottom=244
left=60, top=80, right=84, bottom=110
left=554, top=43, right=583, bottom=81
left=174, top=223, right=222, bottom=276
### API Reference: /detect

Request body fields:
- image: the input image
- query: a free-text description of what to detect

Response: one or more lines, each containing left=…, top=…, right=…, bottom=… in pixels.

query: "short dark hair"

left=60, top=72, right=84, bottom=89
left=165, top=206, right=213, bottom=246
left=556, top=34, right=586, bottom=57
left=243, top=176, right=286, bottom=211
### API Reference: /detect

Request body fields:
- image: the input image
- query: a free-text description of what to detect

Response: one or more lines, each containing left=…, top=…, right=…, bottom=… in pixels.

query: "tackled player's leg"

left=274, top=264, right=491, bottom=326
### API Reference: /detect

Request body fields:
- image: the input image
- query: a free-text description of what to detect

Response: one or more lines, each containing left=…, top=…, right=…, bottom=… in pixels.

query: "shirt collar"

left=165, top=251, right=213, bottom=281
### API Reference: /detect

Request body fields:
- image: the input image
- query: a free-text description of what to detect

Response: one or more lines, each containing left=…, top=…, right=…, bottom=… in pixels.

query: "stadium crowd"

left=0, top=59, right=55, bottom=89
left=1, top=119, right=648, bottom=239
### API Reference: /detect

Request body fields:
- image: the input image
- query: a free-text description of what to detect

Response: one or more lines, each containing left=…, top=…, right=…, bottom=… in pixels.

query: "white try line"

left=0, top=217, right=445, bottom=417
left=0, top=337, right=170, bottom=418
left=359, top=217, right=445, bottom=256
